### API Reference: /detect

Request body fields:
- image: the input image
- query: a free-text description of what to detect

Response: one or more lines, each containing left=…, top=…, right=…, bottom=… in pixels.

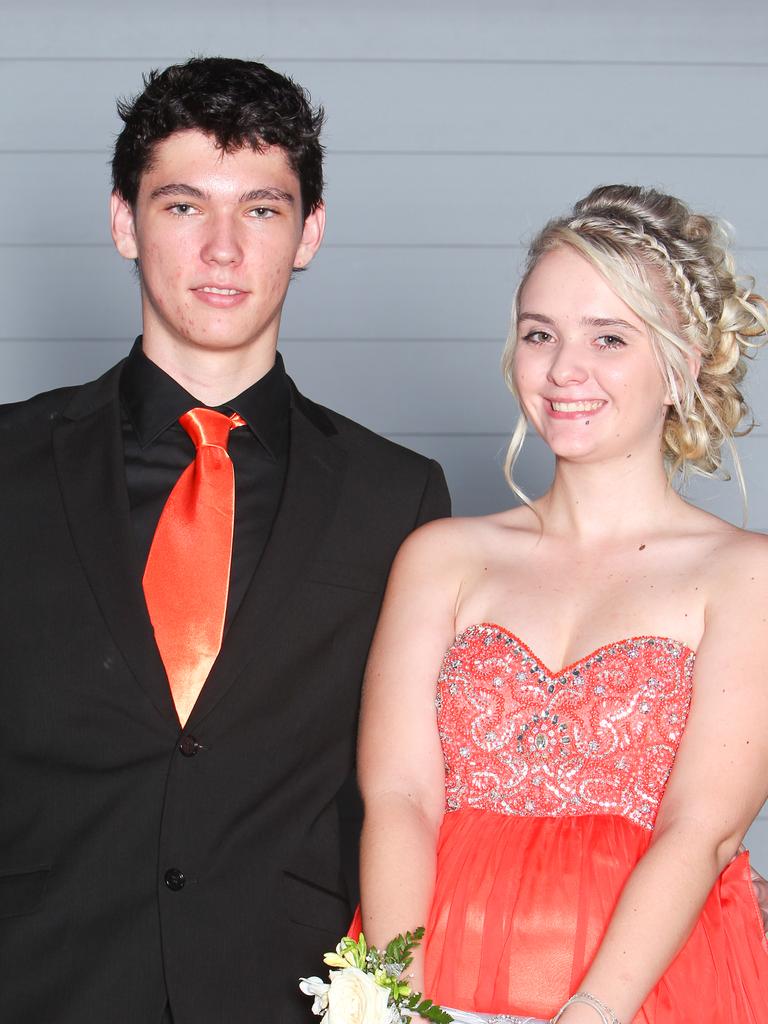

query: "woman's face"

left=513, top=245, right=670, bottom=465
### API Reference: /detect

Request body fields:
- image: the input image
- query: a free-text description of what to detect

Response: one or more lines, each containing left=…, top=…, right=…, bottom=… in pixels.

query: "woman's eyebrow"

left=518, top=311, right=555, bottom=324
left=581, top=317, right=641, bottom=332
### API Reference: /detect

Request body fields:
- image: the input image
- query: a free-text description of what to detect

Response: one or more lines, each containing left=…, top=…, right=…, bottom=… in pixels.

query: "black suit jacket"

left=0, top=360, right=450, bottom=1024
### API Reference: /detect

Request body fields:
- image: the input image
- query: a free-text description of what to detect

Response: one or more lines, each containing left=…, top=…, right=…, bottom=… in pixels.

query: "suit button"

left=178, top=735, right=200, bottom=757
left=164, top=868, right=185, bottom=891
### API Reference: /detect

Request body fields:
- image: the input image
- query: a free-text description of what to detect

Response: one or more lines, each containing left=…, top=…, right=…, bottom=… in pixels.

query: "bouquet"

left=300, top=927, right=453, bottom=1023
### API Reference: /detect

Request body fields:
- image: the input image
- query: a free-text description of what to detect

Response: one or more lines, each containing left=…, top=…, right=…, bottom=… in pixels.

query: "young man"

left=0, top=58, right=450, bottom=1024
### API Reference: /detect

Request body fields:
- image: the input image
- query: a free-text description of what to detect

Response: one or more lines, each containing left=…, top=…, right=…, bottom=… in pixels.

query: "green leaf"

left=403, top=992, right=453, bottom=1023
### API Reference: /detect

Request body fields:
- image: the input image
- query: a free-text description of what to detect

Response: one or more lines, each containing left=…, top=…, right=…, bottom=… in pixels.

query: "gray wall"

left=2, top=0, right=767, bottom=866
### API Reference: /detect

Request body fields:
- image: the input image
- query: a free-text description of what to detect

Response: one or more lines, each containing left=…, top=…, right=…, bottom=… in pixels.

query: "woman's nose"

left=547, top=343, right=589, bottom=387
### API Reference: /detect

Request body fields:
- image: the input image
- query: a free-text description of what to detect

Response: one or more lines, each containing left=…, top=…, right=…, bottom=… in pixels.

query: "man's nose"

left=200, top=215, right=244, bottom=266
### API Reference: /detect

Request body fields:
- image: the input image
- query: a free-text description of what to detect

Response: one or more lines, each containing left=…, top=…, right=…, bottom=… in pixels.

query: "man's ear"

left=110, top=191, right=139, bottom=260
left=293, top=202, right=326, bottom=271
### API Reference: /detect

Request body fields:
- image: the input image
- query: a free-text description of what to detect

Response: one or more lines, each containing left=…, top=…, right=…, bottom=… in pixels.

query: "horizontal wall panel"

left=0, top=0, right=765, bottom=63
left=395, top=431, right=546, bottom=515
left=0, top=246, right=521, bottom=341
left=4, top=338, right=768, bottom=449
left=279, top=341, right=768, bottom=445
left=4, top=247, right=768, bottom=347
left=282, top=341, right=768, bottom=446
left=0, top=340, right=129, bottom=404
left=3, top=151, right=768, bottom=249
left=2, top=60, right=767, bottom=156
left=325, top=155, right=768, bottom=250
left=0, top=155, right=114, bottom=245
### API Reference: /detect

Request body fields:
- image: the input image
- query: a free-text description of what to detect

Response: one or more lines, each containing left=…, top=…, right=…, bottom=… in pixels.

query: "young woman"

left=357, top=186, right=768, bottom=1023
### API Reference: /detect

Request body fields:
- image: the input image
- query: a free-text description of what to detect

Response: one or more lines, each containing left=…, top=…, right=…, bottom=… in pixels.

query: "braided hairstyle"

left=501, top=184, right=768, bottom=500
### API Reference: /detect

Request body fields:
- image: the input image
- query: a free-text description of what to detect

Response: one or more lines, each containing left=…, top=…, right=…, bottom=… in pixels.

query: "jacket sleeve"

left=414, top=458, right=451, bottom=527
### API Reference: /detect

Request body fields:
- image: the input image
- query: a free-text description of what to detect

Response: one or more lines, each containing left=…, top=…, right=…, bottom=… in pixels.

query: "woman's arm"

left=558, top=535, right=768, bottom=1024
left=357, top=519, right=465, bottom=993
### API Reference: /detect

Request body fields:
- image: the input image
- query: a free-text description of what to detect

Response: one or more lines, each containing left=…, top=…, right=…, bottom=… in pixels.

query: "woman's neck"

left=534, top=453, right=685, bottom=544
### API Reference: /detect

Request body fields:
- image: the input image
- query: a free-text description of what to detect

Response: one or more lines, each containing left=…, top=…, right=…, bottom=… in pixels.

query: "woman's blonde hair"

left=501, top=184, right=768, bottom=506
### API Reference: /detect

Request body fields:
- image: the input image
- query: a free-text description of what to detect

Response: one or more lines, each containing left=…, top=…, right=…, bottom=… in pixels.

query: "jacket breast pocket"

left=282, top=869, right=351, bottom=934
left=0, top=865, right=50, bottom=919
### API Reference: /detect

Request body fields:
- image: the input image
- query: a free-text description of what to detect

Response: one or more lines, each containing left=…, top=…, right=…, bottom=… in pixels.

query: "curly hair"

left=501, top=184, right=768, bottom=502
left=111, top=57, right=324, bottom=217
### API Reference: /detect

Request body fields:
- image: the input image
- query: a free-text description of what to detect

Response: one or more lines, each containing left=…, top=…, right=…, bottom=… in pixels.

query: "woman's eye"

left=596, top=335, right=626, bottom=349
left=522, top=330, right=552, bottom=345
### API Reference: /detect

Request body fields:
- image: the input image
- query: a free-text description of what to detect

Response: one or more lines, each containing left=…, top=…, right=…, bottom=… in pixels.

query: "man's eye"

left=169, top=203, right=196, bottom=215
left=596, top=335, right=626, bottom=349
left=522, top=330, right=552, bottom=344
left=248, top=207, right=276, bottom=218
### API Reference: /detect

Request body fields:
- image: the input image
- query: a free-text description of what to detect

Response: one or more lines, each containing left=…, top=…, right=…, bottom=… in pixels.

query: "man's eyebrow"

left=150, top=183, right=208, bottom=200
left=239, top=188, right=295, bottom=204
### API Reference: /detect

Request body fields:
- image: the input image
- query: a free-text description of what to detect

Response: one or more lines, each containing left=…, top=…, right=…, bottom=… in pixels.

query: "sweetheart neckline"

left=453, top=622, right=697, bottom=679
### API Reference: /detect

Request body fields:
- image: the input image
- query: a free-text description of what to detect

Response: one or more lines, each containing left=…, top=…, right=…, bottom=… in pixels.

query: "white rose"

left=326, top=967, right=392, bottom=1024
left=299, top=976, right=330, bottom=1016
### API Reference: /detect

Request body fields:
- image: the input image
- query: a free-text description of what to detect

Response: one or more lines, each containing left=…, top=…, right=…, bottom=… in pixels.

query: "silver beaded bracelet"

left=551, top=991, right=622, bottom=1024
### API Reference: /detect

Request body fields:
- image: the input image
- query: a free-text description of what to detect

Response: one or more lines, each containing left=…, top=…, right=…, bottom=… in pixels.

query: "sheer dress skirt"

left=424, top=809, right=768, bottom=1024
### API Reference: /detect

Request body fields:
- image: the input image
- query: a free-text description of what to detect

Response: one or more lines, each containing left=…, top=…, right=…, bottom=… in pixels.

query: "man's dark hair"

left=112, top=57, right=324, bottom=217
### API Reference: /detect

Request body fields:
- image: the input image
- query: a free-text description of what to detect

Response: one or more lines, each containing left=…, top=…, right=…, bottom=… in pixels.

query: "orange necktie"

left=143, top=407, right=245, bottom=725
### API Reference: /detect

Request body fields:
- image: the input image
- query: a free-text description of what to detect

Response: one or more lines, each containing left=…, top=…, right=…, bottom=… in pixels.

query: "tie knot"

left=180, top=407, right=243, bottom=450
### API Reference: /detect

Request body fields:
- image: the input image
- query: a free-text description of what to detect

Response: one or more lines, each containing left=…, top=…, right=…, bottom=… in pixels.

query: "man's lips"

left=191, top=285, right=249, bottom=307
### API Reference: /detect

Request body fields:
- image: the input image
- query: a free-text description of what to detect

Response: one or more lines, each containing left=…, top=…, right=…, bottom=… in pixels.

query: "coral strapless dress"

left=419, top=625, right=767, bottom=1022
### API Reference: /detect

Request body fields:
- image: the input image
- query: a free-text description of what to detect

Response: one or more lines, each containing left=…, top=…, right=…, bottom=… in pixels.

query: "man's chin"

left=173, top=329, right=272, bottom=355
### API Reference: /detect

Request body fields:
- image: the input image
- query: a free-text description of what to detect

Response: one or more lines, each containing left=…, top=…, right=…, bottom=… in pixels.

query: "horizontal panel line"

left=1, top=149, right=768, bottom=160
left=5, top=336, right=768, bottom=360
left=0, top=149, right=110, bottom=156
left=389, top=433, right=511, bottom=438
left=385, top=432, right=768, bottom=441
left=2, top=56, right=768, bottom=69
left=0, top=342, right=512, bottom=350
left=2, top=243, right=768, bottom=255
left=331, top=150, right=768, bottom=159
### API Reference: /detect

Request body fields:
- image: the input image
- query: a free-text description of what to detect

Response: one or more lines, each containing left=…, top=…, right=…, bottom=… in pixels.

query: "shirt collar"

left=120, top=338, right=291, bottom=460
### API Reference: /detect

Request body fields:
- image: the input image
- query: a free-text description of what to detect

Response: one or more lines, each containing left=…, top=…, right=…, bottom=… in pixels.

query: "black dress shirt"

left=120, top=339, right=290, bottom=627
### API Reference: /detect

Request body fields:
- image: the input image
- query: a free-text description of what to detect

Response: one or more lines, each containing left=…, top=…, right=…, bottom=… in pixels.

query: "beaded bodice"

left=436, top=623, right=696, bottom=830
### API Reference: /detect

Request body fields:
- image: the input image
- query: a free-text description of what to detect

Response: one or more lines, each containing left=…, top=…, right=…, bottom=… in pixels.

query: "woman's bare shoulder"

left=400, top=506, right=539, bottom=566
left=692, top=512, right=768, bottom=608
left=714, top=526, right=768, bottom=571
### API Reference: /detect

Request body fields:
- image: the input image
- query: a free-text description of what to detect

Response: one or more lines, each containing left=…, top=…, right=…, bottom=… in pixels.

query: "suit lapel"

left=187, top=392, right=347, bottom=728
left=52, top=364, right=178, bottom=727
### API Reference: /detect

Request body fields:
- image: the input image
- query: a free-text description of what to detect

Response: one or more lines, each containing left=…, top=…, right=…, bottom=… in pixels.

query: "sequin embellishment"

left=436, top=624, right=695, bottom=830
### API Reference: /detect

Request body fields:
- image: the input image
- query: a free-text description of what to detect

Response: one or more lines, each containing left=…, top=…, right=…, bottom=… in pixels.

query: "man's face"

left=110, top=129, right=324, bottom=363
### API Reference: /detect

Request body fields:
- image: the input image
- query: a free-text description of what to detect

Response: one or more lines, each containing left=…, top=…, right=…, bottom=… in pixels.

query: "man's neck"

left=141, top=337, right=279, bottom=406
